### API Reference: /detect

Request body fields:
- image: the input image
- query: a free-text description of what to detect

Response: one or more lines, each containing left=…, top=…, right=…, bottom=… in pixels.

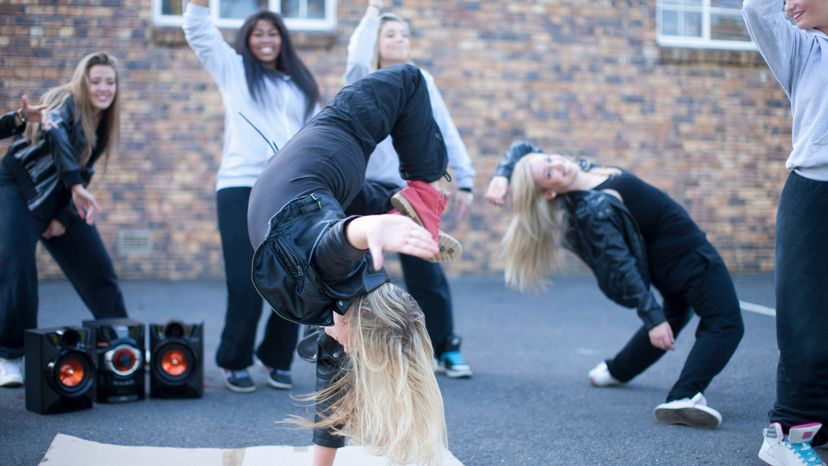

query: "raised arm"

left=485, top=140, right=544, bottom=205
left=344, top=0, right=383, bottom=86
left=742, top=0, right=811, bottom=95
left=182, top=0, right=240, bottom=88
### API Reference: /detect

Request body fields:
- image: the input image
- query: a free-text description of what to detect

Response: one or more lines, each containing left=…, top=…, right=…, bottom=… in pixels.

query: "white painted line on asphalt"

left=740, top=300, right=776, bottom=317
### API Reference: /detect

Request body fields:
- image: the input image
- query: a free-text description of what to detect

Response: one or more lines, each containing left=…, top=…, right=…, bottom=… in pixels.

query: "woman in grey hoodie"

left=742, top=1, right=828, bottom=465
left=342, top=0, right=476, bottom=378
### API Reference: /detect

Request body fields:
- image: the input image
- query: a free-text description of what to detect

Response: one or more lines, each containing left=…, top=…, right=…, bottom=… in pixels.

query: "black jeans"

left=770, top=172, right=828, bottom=443
left=0, top=167, right=127, bottom=359
left=607, top=241, right=744, bottom=402
left=215, top=187, right=297, bottom=371
left=346, top=180, right=455, bottom=355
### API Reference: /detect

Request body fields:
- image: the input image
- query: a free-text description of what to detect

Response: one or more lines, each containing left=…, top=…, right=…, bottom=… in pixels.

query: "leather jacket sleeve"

left=566, top=193, right=666, bottom=329
left=311, top=216, right=388, bottom=310
left=495, top=140, right=544, bottom=180
left=0, top=111, right=25, bottom=140
left=312, top=333, right=347, bottom=448
left=44, top=98, right=84, bottom=189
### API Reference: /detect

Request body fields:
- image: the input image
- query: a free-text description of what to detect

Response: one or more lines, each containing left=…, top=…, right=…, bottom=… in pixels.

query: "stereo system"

left=24, top=320, right=203, bottom=415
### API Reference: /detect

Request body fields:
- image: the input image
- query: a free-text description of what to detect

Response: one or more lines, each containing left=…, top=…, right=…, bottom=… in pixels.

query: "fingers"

left=21, top=94, right=29, bottom=108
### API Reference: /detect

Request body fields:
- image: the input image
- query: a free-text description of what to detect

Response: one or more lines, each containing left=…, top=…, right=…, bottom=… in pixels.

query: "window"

left=657, top=0, right=755, bottom=50
left=153, top=0, right=337, bottom=32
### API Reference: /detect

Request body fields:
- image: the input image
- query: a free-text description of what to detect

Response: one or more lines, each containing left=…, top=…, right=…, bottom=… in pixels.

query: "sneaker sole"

left=444, top=368, right=473, bottom=379
left=588, top=375, right=623, bottom=387
left=434, top=362, right=473, bottom=379
left=223, top=378, right=256, bottom=394
left=653, top=406, right=721, bottom=428
left=264, top=378, right=292, bottom=390
left=390, top=193, right=462, bottom=263
left=256, top=361, right=292, bottom=390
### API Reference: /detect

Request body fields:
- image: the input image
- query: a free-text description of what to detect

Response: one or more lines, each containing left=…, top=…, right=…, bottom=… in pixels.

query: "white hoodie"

left=183, top=3, right=317, bottom=190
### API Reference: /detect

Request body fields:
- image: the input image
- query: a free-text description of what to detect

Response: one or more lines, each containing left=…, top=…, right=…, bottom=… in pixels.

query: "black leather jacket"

left=496, top=141, right=666, bottom=329
left=1, top=96, right=102, bottom=223
left=251, top=192, right=388, bottom=327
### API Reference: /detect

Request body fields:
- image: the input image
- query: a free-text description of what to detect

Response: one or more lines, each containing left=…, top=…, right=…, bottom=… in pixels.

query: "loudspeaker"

left=82, top=318, right=145, bottom=403
left=24, top=326, right=96, bottom=414
left=149, top=321, right=203, bottom=398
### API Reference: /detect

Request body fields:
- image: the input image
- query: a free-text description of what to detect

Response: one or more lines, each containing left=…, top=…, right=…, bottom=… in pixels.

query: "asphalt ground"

left=1, top=274, right=826, bottom=465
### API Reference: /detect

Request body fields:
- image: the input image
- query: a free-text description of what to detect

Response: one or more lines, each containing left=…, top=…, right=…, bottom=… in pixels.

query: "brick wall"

left=0, top=0, right=789, bottom=280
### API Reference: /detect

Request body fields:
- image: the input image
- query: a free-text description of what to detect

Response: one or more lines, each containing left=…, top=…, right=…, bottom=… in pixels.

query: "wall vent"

left=118, top=230, right=153, bottom=256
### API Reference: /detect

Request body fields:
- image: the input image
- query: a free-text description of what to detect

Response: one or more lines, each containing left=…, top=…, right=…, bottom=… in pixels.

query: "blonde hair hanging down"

left=25, top=51, right=121, bottom=168
left=300, top=283, right=448, bottom=466
left=502, top=155, right=566, bottom=293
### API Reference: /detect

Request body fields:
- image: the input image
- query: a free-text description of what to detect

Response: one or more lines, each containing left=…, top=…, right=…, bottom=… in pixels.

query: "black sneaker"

left=222, top=369, right=256, bottom=393
left=263, top=367, right=292, bottom=390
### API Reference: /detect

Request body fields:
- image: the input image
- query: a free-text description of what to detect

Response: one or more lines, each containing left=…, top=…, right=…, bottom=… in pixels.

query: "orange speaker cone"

left=161, top=349, right=189, bottom=376
left=58, top=358, right=86, bottom=387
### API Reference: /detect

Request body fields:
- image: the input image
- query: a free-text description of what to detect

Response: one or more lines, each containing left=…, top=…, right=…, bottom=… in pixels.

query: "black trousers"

left=607, top=241, right=744, bottom=402
left=0, top=167, right=127, bottom=359
left=215, top=187, right=297, bottom=371
left=346, top=181, right=455, bottom=355
left=770, top=172, right=828, bottom=443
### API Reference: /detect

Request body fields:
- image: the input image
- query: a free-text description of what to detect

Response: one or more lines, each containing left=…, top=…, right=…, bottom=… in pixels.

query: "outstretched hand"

left=71, top=184, right=101, bottom=225
left=346, top=214, right=439, bottom=270
left=367, top=0, right=383, bottom=13
left=485, top=175, right=509, bottom=206
left=648, top=321, right=675, bottom=351
left=19, top=95, right=54, bottom=128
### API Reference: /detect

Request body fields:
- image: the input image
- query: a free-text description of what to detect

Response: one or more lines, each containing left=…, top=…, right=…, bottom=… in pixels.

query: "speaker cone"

left=49, top=351, right=93, bottom=396
left=156, top=343, right=194, bottom=382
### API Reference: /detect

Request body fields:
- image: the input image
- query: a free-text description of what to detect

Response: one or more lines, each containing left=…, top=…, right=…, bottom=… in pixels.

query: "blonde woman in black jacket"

left=486, top=141, right=744, bottom=429
left=0, top=51, right=128, bottom=388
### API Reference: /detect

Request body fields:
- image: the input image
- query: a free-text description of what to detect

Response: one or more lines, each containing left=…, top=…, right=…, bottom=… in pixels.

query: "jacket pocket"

left=273, top=236, right=304, bottom=280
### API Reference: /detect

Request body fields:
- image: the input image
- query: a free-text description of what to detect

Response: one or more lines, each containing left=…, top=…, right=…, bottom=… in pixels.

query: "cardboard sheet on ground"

left=42, top=433, right=464, bottom=466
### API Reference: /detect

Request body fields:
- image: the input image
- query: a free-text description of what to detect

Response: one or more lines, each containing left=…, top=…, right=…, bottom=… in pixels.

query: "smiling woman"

left=0, top=51, right=129, bottom=387
left=183, top=0, right=320, bottom=395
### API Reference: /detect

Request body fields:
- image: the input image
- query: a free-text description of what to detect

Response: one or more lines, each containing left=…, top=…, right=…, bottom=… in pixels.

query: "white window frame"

left=153, top=0, right=337, bottom=32
left=657, top=0, right=756, bottom=51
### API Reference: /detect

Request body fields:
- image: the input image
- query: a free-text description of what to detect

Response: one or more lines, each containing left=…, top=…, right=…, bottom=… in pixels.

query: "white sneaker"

left=0, top=357, right=24, bottom=387
left=653, top=392, right=722, bottom=428
left=588, top=361, right=623, bottom=387
left=758, top=422, right=826, bottom=466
